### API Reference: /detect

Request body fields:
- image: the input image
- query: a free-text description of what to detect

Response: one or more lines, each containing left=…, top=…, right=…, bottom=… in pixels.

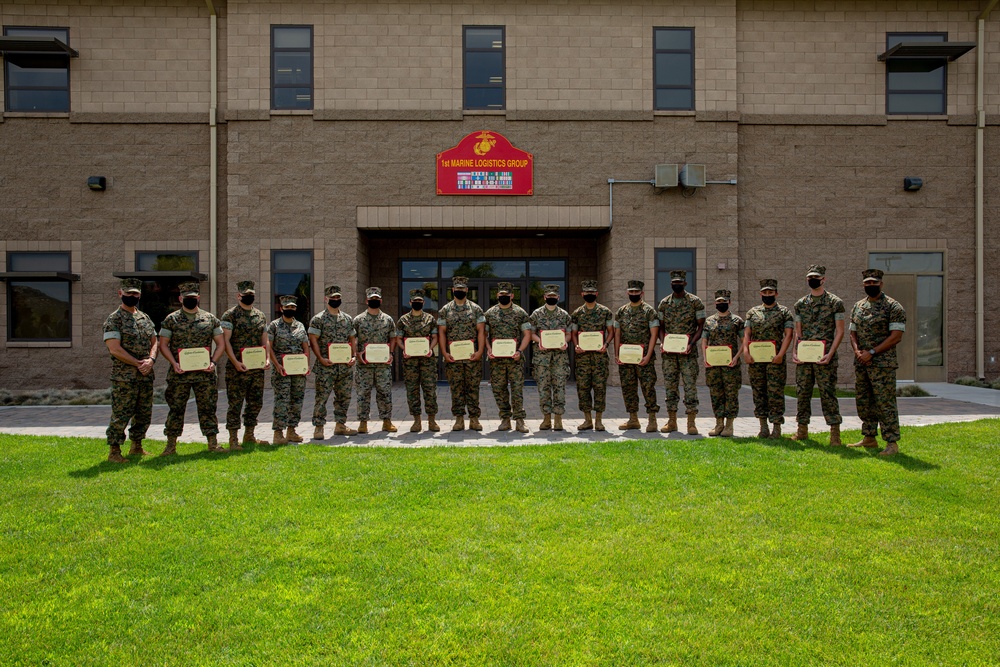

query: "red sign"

left=436, top=131, right=533, bottom=196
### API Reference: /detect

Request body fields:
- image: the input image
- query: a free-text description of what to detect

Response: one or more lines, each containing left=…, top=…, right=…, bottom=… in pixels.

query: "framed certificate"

left=661, top=333, right=689, bottom=354
left=282, top=353, right=309, bottom=375
left=578, top=331, right=604, bottom=351
left=540, top=329, right=566, bottom=350
left=491, top=338, right=517, bottom=358
left=618, top=344, right=644, bottom=365
left=797, top=340, right=826, bottom=363
left=328, top=343, right=352, bottom=364
left=364, top=343, right=391, bottom=364
left=241, top=346, right=267, bottom=370
left=749, top=341, right=777, bottom=363
left=705, top=345, right=733, bottom=367
left=404, top=337, right=430, bottom=358
left=450, top=340, right=474, bottom=361
left=178, top=347, right=211, bottom=372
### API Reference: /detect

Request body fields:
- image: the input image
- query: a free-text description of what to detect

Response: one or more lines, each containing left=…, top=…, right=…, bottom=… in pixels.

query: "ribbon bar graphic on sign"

left=436, top=131, right=534, bottom=196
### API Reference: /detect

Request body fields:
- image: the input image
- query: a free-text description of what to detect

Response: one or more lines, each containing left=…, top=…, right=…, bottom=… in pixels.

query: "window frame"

left=270, top=24, right=314, bottom=111
left=3, top=26, right=72, bottom=113
left=5, top=251, right=73, bottom=342
left=463, top=25, right=506, bottom=111
left=653, top=27, right=695, bottom=111
left=271, top=249, right=313, bottom=325
left=885, top=32, right=948, bottom=116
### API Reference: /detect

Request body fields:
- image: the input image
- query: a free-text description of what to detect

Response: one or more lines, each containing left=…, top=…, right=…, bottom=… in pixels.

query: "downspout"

left=976, top=0, right=998, bottom=380
left=206, top=0, right=218, bottom=314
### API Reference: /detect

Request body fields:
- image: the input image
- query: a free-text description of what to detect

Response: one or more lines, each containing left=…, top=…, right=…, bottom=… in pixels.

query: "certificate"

left=241, top=346, right=267, bottom=370
left=178, top=347, right=211, bottom=372
left=749, top=341, right=777, bottom=363
left=282, top=353, right=309, bottom=375
left=491, top=338, right=517, bottom=358
left=705, top=345, right=733, bottom=367
left=404, top=337, right=430, bottom=357
left=450, top=340, right=474, bottom=361
left=364, top=343, right=392, bottom=364
left=618, top=344, right=644, bottom=365
left=540, top=329, right=566, bottom=350
left=661, top=333, right=689, bottom=354
left=797, top=340, right=826, bottom=363
left=327, top=343, right=352, bottom=364
left=578, top=331, right=604, bottom=352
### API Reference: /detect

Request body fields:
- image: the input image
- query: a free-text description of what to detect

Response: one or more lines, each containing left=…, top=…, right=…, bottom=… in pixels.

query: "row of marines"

left=101, top=266, right=905, bottom=462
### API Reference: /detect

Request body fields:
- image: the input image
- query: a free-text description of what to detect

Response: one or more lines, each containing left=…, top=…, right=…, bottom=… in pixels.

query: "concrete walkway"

left=1, top=382, right=997, bottom=447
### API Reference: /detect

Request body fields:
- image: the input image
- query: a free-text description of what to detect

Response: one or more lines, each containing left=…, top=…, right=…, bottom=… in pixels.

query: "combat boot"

left=686, top=412, right=699, bottom=435
left=539, top=414, right=552, bottom=430
left=661, top=411, right=678, bottom=433
left=757, top=418, right=770, bottom=438
left=382, top=419, right=397, bottom=433
left=769, top=423, right=782, bottom=439
left=159, top=436, right=178, bottom=456
left=207, top=435, right=225, bottom=452
left=313, top=426, right=325, bottom=440
left=721, top=418, right=735, bottom=437
left=515, top=419, right=529, bottom=433
left=452, top=416, right=465, bottom=431
left=285, top=427, right=304, bottom=443
left=619, top=412, right=640, bottom=430
left=357, top=421, right=369, bottom=434
left=497, top=417, right=512, bottom=431
left=427, top=416, right=441, bottom=432
left=553, top=415, right=564, bottom=431
left=829, top=424, right=842, bottom=447
left=708, top=418, right=725, bottom=436
left=107, top=445, right=129, bottom=464
left=847, top=435, right=879, bottom=449
left=646, top=414, right=658, bottom=433
left=410, top=416, right=421, bottom=433
left=791, top=423, right=809, bottom=441
left=578, top=411, right=593, bottom=430
left=128, top=440, right=149, bottom=456
left=469, top=417, right=483, bottom=431
left=272, top=429, right=288, bottom=445
left=878, top=442, right=899, bottom=457
left=334, top=422, right=357, bottom=436
left=228, top=430, right=243, bottom=451
left=243, top=427, right=267, bottom=445
left=594, top=412, right=606, bottom=431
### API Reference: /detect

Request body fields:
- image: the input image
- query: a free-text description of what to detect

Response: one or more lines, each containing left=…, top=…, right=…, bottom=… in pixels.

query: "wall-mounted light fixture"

left=903, top=177, right=923, bottom=192
left=87, top=176, right=107, bottom=191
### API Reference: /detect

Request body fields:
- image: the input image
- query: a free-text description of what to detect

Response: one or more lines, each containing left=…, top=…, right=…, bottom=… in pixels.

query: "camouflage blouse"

left=850, top=294, right=906, bottom=369
left=615, top=301, right=659, bottom=347
left=267, top=317, right=308, bottom=356
left=484, top=304, right=531, bottom=341
left=103, top=307, right=157, bottom=382
left=220, top=304, right=267, bottom=364
left=159, top=308, right=223, bottom=378
left=353, top=310, right=398, bottom=348
left=702, top=313, right=745, bottom=366
left=744, top=303, right=793, bottom=345
left=656, top=292, right=706, bottom=338
left=794, top=291, right=845, bottom=355
left=437, top=300, right=485, bottom=343
left=308, top=310, right=357, bottom=359
left=396, top=310, right=438, bottom=339
left=530, top=305, right=572, bottom=354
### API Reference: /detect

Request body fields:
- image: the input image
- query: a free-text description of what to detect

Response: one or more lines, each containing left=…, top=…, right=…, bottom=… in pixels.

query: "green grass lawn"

left=2, top=422, right=999, bottom=666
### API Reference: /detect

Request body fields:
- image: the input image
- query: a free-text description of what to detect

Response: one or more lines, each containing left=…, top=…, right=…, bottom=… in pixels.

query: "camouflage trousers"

left=271, top=372, right=306, bottom=430
left=164, top=375, right=219, bottom=437
left=355, top=365, right=393, bottom=420
left=748, top=361, right=787, bottom=423
left=705, top=366, right=741, bottom=419
left=795, top=359, right=842, bottom=425
left=224, top=364, right=265, bottom=430
left=312, top=364, right=353, bottom=426
left=445, top=359, right=482, bottom=418
left=661, top=351, right=700, bottom=414
left=106, top=375, right=154, bottom=447
left=403, top=357, right=438, bottom=417
left=575, top=351, right=609, bottom=413
left=618, top=357, right=659, bottom=414
left=490, top=358, right=525, bottom=420
left=855, top=364, right=900, bottom=442
left=534, top=353, right=570, bottom=415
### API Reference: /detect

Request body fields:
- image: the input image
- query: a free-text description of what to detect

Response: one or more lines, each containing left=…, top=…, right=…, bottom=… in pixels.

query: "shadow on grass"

left=67, top=441, right=288, bottom=478
left=746, top=434, right=939, bottom=470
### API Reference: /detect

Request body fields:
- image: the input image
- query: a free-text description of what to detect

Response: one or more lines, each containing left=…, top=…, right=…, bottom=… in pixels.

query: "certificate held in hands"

left=661, top=333, right=689, bottom=354
left=450, top=340, right=474, bottom=361
left=491, top=338, right=517, bottom=358
left=404, top=337, right=430, bottom=358
left=540, top=329, right=566, bottom=350
left=282, top=353, right=309, bottom=375
left=241, top=346, right=267, bottom=370
left=327, top=343, right=352, bottom=364
left=365, top=343, right=391, bottom=364
left=749, top=341, right=776, bottom=363
left=578, top=331, right=604, bottom=352
left=178, top=347, right=211, bottom=372
left=705, top=345, right=733, bottom=367
left=618, top=344, right=644, bottom=365
left=797, top=340, right=825, bottom=363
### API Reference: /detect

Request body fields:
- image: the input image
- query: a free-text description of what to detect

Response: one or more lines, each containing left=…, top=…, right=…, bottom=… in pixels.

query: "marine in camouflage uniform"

left=484, top=282, right=532, bottom=431
left=530, top=284, right=573, bottom=430
left=354, top=286, right=398, bottom=430
left=102, top=277, right=157, bottom=462
left=570, top=279, right=614, bottom=431
left=397, top=288, right=439, bottom=431
left=268, top=295, right=310, bottom=441
left=701, top=289, right=744, bottom=437
left=158, top=281, right=226, bottom=454
left=848, top=269, right=907, bottom=456
left=615, top=280, right=660, bottom=431
left=792, top=264, right=846, bottom=443
left=309, top=285, right=357, bottom=437
left=221, top=279, right=269, bottom=447
left=743, top=278, right=794, bottom=437
left=437, top=276, right=486, bottom=430
left=656, top=270, right=705, bottom=434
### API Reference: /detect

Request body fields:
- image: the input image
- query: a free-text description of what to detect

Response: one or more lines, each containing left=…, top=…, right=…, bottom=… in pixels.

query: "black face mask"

left=716, top=303, right=730, bottom=313
left=498, top=295, right=512, bottom=305
left=328, top=299, right=341, bottom=309
left=240, top=294, right=255, bottom=305
left=182, top=297, right=199, bottom=310
left=283, top=309, right=298, bottom=318
left=671, top=284, right=685, bottom=294
left=808, top=278, right=822, bottom=289
left=410, top=302, right=424, bottom=311
left=583, top=294, right=597, bottom=303
left=864, top=285, right=881, bottom=298
left=545, top=297, right=559, bottom=306
left=368, top=299, right=381, bottom=309
left=762, top=295, right=776, bottom=306
left=121, top=295, right=140, bottom=308
left=452, top=291, right=467, bottom=301
left=628, top=294, right=642, bottom=303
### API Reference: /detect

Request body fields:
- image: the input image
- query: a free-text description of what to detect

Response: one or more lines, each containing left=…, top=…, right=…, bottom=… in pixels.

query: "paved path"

left=1, top=382, right=996, bottom=447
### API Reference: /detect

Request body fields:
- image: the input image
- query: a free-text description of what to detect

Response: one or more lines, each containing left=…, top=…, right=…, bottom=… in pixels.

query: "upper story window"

left=271, top=25, right=313, bottom=111
left=2, top=27, right=73, bottom=112
left=464, top=26, right=505, bottom=110
left=885, top=33, right=947, bottom=115
left=654, top=28, right=694, bottom=111
left=4, top=252, right=74, bottom=341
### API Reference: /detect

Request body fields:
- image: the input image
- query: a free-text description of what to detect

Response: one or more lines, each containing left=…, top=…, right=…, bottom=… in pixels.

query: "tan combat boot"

left=160, top=437, right=178, bottom=456
left=686, top=412, right=699, bottom=435
left=357, top=421, right=369, bottom=434
left=619, top=413, right=640, bottom=430
left=207, top=435, right=225, bottom=452
left=469, top=417, right=483, bottom=431
left=228, top=429, right=241, bottom=450
left=515, top=419, right=529, bottom=433
left=128, top=440, right=149, bottom=456
left=769, top=423, right=782, bottom=439
left=594, top=412, right=606, bottom=431
left=452, top=416, right=465, bottom=431
left=107, top=445, right=128, bottom=464
left=285, top=427, right=304, bottom=443
left=427, top=416, right=441, bottom=432
left=791, top=423, right=809, bottom=441
left=646, top=414, right=658, bottom=433
left=829, top=424, right=842, bottom=447
left=243, top=427, right=267, bottom=445
left=847, top=435, right=879, bottom=449
left=497, top=417, right=512, bottom=431
left=553, top=415, right=564, bottom=431
left=708, top=418, right=725, bottom=436
left=721, top=418, right=735, bottom=437
left=878, top=442, right=899, bottom=457
left=383, top=419, right=397, bottom=433
left=578, top=411, right=593, bottom=430
left=661, top=411, right=678, bottom=433
left=334, top=422, right=358, bottom=436
left=410, top=416, right=421, bottom=433
left=757, top=418, right=770, bottom=438
left=539, top=414, right=552, bottom=430
left=272, top=429, right=288, bottom=445
left=313, top=426, right=325, bottom=440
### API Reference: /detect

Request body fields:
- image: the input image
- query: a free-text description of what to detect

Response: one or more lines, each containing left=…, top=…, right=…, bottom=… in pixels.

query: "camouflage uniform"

left=309, top=308, right=356, bottom=426
left=160, top=307, right=223, bottom=437
left=656, top=290, right=705, bottom=415
left=438, top=296, right=485, bottom=418
left=103, top=305, right=156, bottom=447
left=793, top=290, right=845, bottom=426
left=616, top=299, right=660, bottom=414
left=353, top=306, right=398, bottom=421
left=397, top=308, right=439, bottom=418
left=745, top=300, right=793, bottom=424
left=267, top=315, right=308, bottom=430
left=851, top=289, right=906, bottom=443
left=570, top=301, right=614, bottom=413
left=702, top=311, right=744, bottom=419
left=221, top=302, right=268, bottom=430
left=484, top=301, right=531, bottom=420
left=530, top=297, right=572, bottom=416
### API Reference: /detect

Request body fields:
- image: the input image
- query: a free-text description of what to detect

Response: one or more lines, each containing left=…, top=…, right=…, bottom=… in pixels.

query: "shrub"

left=897, top=384, right=931, bottom=397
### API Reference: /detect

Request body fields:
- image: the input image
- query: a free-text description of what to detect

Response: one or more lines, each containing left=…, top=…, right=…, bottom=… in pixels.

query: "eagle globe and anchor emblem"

left=473, top=131, right=497, bottom=156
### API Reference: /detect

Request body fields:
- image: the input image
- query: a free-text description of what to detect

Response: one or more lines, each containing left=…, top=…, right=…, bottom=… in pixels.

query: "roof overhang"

left=0, top=36, right=78, bottom=57
left=878, top=41, right=975, bottom=62
left=0, top=272, right=80, bottom=281
left=113, top=271, right=208, bottom=281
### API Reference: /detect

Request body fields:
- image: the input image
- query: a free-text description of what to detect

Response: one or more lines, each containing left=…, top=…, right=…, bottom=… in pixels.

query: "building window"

left=3, top=27, right=71, bottom=112
left=272, top=250, right=312, bottom=325
left=654, top=248, right=696, bottom=304
left=134, top=251, right=199, bottom=331
left=271, top=25, right=313, bottom=111
left=885, top=33, right=947, bottom=115
left=653, top=28, right=694, bottom=111
left=464, top=26, right=505, bottom=110
left=6, top=252, right=72, bottom=341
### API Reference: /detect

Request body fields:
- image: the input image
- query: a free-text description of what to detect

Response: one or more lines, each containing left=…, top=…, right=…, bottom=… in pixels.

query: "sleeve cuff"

left=520, top=323, right=533, bottom=331
left=848, top=323, right=857, bottom=331
left=220, top=321, right=233, bottom=330
left=476, top=316, right=486, bottom=324
left=834, top=313, right=845, bottom=321
left=436, top=319, right=447, bottom=326
left=889, top=322, right=906, bottom=331
left=103, top=331, right=121, bottom=341
left=213, top=327, right=224, bottom=336
left=695, top=310, right=706, bottom=319
left=307, top=327, right=321, bottom=336
left=159, top=329, right=172, bottom=339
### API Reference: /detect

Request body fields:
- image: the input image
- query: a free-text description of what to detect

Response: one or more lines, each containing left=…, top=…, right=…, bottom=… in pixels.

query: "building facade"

left=1, top=0, right=998, bottom=389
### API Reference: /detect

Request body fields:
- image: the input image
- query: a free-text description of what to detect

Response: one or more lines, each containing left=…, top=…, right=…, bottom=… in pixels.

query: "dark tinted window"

left=886, top=33, right=947, bottom=115
left=6, top=252, right=71, bottom=341
left=464, top=27, right=504, bottom=110
left=654, top=28, right=694, bottom=111
left=271, top=26, right=313, bottom=110
left=3, top=27, right=71, bottom=112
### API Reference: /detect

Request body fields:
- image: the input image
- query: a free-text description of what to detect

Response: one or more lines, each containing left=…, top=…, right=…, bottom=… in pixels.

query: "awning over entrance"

left=357, top=206, right=609, bottom=231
